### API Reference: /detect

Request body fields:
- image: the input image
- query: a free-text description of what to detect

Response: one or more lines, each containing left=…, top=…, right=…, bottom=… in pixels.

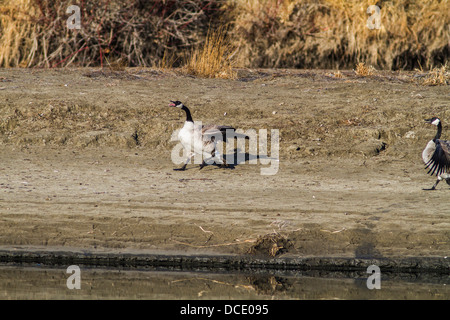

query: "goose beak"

left=424, top=119, right=432, bottom=124
left=169, top=101, right=176, bottom=107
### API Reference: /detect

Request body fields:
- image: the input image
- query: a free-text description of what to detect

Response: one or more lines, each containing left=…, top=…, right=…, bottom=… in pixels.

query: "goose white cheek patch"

left=431, top=118, right=440, bottom=126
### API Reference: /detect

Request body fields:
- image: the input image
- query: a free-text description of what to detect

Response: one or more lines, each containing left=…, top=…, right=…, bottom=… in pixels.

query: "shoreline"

left=1, top=246, right=448, bottom=275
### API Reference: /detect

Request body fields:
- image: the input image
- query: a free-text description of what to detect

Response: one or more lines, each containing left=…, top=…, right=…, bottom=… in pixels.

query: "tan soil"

left=0, top=68, right=449, bottom=262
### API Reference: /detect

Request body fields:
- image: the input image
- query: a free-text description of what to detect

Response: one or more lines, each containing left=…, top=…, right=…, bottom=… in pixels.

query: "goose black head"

left=425, top=117, right=440, bottom=126
left=169, top=100, right=184, bottom=108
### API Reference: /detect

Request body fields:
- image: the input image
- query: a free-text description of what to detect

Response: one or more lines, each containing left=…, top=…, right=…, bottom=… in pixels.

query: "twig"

left=197, top=225, right=213, bottom=234
left=179, top=178, right=213, bottom=182
left=320, top=227, right=347, bottom=234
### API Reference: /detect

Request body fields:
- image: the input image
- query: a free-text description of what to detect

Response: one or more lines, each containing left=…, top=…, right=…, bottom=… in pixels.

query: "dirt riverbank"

left=0, top=68, right=449, bottom=267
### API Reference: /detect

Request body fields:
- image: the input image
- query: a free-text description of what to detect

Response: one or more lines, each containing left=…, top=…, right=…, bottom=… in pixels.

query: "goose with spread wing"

left=169, top=100, right=235, bottom=171
left=422, top=117, right=450, bottom=190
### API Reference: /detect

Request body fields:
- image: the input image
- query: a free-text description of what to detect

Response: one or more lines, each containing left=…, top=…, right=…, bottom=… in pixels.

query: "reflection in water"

left=0, top=265, right=448, bottom=300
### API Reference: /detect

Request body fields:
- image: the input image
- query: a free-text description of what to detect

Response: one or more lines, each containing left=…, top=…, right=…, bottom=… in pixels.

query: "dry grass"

left=156, top=49, right=178, bottom=71
left=0, top=0, right=37, bottom=67
left=333, top=70, right=344, bottom=78
left=183, top=26, right=238, bottom=79
left=355, top=62, right=375, bottom=76
left=227, top=0, right=449, bottom=70
left=0, top=0, right=221, bottom=68
left=0, top=0, right=448, bottom=72
left=247, top=232, right=293, bottom=257
left=105, top=56, right=128, bottom=72
left=422, top=63, right=450, bottom=86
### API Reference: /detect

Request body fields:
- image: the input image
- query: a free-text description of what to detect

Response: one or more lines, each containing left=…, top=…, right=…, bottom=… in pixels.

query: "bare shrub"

left=0, top=0, right=222, bottom=68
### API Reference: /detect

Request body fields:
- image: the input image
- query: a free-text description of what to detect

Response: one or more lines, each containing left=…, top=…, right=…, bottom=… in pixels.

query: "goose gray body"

left=422, top=117, right=450, bottom=190
left=169, top=100, right=234, bottom=171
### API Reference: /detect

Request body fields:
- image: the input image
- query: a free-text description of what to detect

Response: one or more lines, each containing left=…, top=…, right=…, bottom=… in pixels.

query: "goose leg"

left=219, top=158, right=230, bottom=168
left=174, top=153, right=193, bottom=171
left=442, top=174, right=450, bottom=186
left=199, top=150, right=215, bottom=170
left=212, top=149, right=230, bottom=168
left=423, top=177, right=442, bottom=190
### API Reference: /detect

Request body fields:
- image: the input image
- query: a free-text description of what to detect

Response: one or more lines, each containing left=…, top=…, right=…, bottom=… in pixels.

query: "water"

left=0, top=264, right=448, bottom=300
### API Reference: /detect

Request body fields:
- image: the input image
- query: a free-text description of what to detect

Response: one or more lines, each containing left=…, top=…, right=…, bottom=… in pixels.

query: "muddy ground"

left=0, top=67, right=449, bottom=266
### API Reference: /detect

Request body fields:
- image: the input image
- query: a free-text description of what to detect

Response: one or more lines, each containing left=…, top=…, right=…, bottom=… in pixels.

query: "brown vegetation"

left=355, top=62, right=375, bottom=76
left=0, top=0, right=448, bottom=71
left=0, top=0, right=222, bottom=68
left=183, top=26, right=238, bottom=79
left=421, top=62, right=450, bottom=86
left=227, top=0, right=449, bottom=70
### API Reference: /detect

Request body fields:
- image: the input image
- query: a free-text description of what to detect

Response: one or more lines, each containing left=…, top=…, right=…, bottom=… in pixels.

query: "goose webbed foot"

left=174, top=164, right=187, bottom=171
left=199, top=162, right=232, bottom=170
left=217, top=158, right=233, bottom=169
left=423, top=179, right=439, bottom=190
left=422, top=186, right=436, bottom=191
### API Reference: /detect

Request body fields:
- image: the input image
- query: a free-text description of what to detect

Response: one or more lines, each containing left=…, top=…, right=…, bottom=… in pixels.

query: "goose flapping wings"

left=424, top=139, right=450, bottom=176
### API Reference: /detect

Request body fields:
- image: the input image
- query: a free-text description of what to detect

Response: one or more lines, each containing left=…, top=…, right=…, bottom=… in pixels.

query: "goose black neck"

left=434, top=122, right=442, bottom=141
left=182, top=106, right=193, bottom=123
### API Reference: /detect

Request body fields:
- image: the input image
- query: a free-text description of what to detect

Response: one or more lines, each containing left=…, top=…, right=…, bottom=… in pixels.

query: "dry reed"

left=421, top=62, right=450, bottom=86
left=355, top=62, right=375, bottom=76
left=0, top=0, right=37, bottom=67
left=183, top=26, right=238, bottom=79
left=0, top=0, right=448, bottom=71
left=226, top=0, right=449, bottom=70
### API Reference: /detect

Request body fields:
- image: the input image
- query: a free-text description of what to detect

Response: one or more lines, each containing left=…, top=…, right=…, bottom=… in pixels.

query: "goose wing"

left=425, top=139, right=450, bottom=176
left=201, top=125, right=235, bottom=142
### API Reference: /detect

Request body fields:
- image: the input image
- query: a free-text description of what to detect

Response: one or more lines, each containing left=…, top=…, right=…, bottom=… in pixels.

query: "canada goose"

left=422, top=117, right=450, bottom=190
left=169, top=100, right=234, bottom=171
